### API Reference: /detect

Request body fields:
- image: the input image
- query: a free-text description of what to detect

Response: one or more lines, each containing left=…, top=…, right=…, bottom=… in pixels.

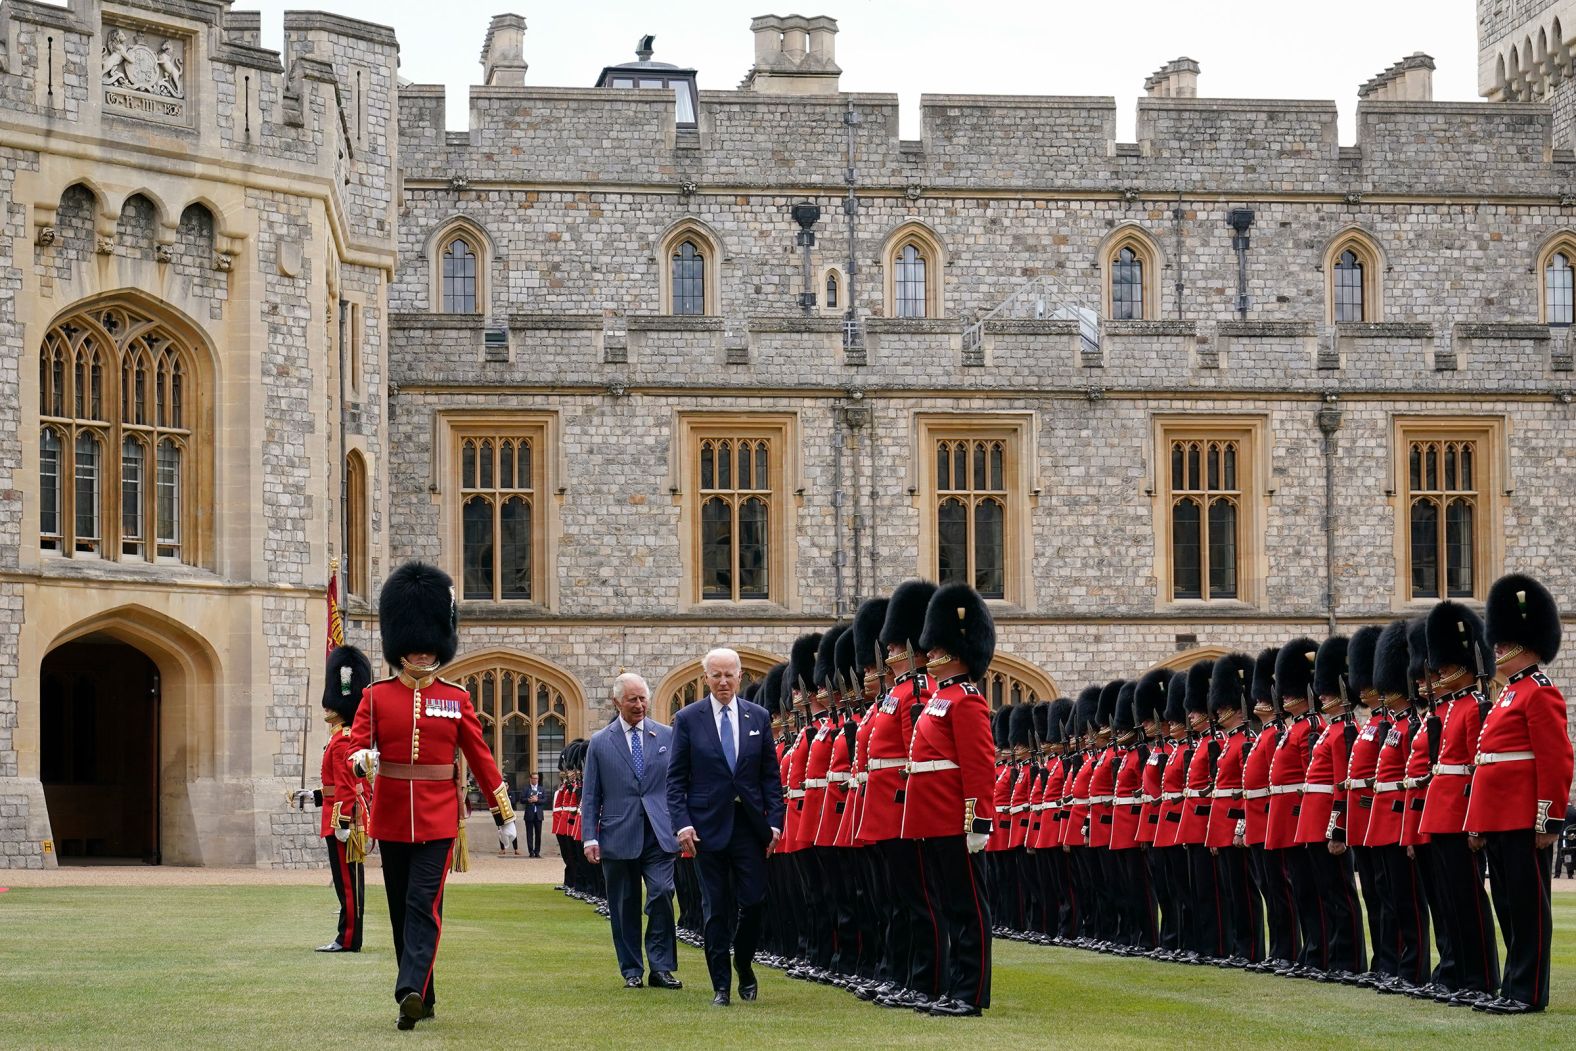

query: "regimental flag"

left=326, top=563, right=345, bottom=657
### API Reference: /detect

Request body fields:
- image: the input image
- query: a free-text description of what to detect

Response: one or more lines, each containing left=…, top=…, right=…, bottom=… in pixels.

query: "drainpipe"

left=1227, top=208, right=1254, bottom=320
left=832, top=408, right=846, bottom=619
left=1316, top=393, right=1343, bottom=634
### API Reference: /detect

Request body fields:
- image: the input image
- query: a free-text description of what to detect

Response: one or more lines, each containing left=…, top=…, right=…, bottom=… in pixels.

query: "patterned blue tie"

left=630, top=725, right=645, bottom=779
left=720, top=705, right=737, bottom=772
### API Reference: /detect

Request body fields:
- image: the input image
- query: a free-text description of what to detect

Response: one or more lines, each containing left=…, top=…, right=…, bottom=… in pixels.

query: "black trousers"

left=825, top=848, right=861, bottom=975
left=1372, top=843, right=1431, bottom=985
left=524, top=816, right=543, bottom=856
left=1282, top=845, right=1328, bottom=969
left=1430, top=832, right=1500, bottom=994
left=380, top=839, right=454, bottom=1007
left=887, top=837, right=943, bottom=998
left=602, top=820, right=678, bottom=978
left=324, top=835, right=364, bottom=951
left=1158, top=845, right=1191, bottom=951
left=1307, top=844, right=1365, bottom=974
left=556, top=833, right=575, bottom=887
left=850, top=848, right=884, bottom=979
left=1413, top=842, right=1457, bottom=990
left=1054, top=846, right=1080, bottom=940
left=1250, top=844, right=1299, bottom=963
left=919, top=836, right=992, bottom=1009
left=694, top=822, right=768, bottom=994
left=1216, top=846, right=1263, bottom=961
left=1187, top=844, right=1225, bottom=956
left=1352, top=845, right=1390, bottom=975
left=1113, top=847, right=1159, bottom=949
left=1483, top=829, right=1555, bottom=1009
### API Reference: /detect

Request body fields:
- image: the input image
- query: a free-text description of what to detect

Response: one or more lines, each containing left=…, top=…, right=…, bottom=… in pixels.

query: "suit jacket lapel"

left=609, top=721, right=637, bottom=779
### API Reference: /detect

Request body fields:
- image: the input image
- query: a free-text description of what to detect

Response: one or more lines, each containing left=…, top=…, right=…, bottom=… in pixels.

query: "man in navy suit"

left=581, top=673, right=682, bottom=990
left=667, top=647, right=786, bottom=1006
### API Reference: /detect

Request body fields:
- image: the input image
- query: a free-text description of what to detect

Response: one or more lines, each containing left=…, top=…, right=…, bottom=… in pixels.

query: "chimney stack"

left=1359, top=52, right=1435, bottom=102
left=1144, top=57, right=1200, bottom=98
left=481, top=13, right=529, bottom=87
left=742, top=14, right=841, bottom=95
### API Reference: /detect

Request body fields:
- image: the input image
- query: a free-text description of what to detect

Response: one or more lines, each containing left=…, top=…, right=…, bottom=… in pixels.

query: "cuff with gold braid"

left=490, top=783, right=516, bottom=824
left=963, top=797, right=992, bottom=836
left=1536, top=799, right=1563, bottom=835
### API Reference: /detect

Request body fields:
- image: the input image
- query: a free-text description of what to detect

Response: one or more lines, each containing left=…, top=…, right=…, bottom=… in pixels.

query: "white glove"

left=290, top=789, right=314, bottom=810
left=966, top=832, right=990, bottom=854
left=334, top=827, right=350, bottom=843
left=501, top=819, right=518, bottom=843
left=349, top=749, right=378, bottom=779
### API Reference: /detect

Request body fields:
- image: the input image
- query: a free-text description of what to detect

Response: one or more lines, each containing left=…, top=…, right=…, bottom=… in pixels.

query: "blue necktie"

left=630, top=726, right=644, bottom=778
left=720, top=706, right=737, bottom=772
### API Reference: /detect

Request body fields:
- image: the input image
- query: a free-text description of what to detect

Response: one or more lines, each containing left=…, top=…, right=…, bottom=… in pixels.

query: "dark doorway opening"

left=41, top=634, right=160, bottom=864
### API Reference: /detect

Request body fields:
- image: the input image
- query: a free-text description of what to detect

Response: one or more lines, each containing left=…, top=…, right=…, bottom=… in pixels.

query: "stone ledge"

left=747, top=316, right=845, bottom=334
left=626, top=315, right=724, bottom=332
left=1453, top=322, right=1552, bottom=340
left=506, top=313, right=603, bottom=330
left=864, top=317, right=962, bottom=335
left=1217, top=320, right=1317, bottom=337
left=1336, top=322, right=1434, bottom=338
left=1106, top=320, right=1197, bottom=337
left=390, top=312, right=485, bottom=330
left=982, top=319, right=1083, bottom=335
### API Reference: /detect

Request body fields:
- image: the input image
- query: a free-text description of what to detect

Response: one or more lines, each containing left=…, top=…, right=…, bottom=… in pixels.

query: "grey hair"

left=702, top=647, right=742, bottom=673
left=612, top=672, right=649, bottom=701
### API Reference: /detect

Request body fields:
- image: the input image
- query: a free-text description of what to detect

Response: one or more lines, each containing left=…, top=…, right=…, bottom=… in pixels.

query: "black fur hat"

left=1425, top=600, right=1492, bottom=679
left=1405, top=618, right=1430, bottom=704
left=323, top=644, right=373, bottom=723
left=1485, top=573, right=1562, bottom=664
left=1185, top=659, right=1214, bottom=715
left=1313, top=636, right=1352, bottom=705
left=1072, top=686, right=1101, bottom=739
left=815, top=624, right=848, bottom=692
left=1009, top=703, right=1035, bottom=749
left=1251, top=647, right=1277, bottom=706
left=1275, top=637, right=1320, bottom=708
left=1048, top=698, right=1073, bottom=744
left=789, top=632, right=823, bottom=697
left=1373, top=621, right=1411, bottom=701
left=1134, top=668, right=1169, bottom=725
left=378, top=561, right=459, bottom=667
left=1032, top=700, right=1051, bottom=745
left=919, top=583, right=996, bottom=679
left=1347, top=626, right=1382, bottom=697
left=834, top=624, right=859, bottom=695
left=879, top=579, right=937, bottom=654
left=1164, top=671, right=1188, bottom=724
left=1209, top=652, right=1255, bottom=715
left=1096, top=680, right=1124, bottom=729
left=1113, top=680, right=1139, bottom=733
left=993, top=707, right=1012, bottom=750
left=760, top=662, right=788, bottom=716
left=853, top=598, right=891, bottom=674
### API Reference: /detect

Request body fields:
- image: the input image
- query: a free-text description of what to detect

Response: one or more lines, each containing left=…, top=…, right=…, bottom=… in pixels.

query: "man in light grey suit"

left=581, top=673, right=682, bottom=990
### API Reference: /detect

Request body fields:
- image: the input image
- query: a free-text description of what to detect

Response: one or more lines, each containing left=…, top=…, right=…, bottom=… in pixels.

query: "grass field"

left=2, top=883, right=1573, bottom=1050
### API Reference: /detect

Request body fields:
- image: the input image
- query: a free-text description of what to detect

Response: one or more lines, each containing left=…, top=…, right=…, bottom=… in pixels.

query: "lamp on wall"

left=792, top=202, right=821, bottom=314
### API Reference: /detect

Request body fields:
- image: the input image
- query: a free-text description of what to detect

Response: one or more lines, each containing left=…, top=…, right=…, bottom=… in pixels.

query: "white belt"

left=1114, top=796, right=1141, bottom=806
left=1433, top=764, right=1472, bottom=776
left=1346, top=778, right=1371, bottom=790
left=1269, top=785, right=1301, bottom=796
left=1090, top=795, right=1114, bottom=805
left=1375, top=781, right=1405, bottom=793
left=1162, top=792, right=1183, bottom=802
left=786, top=789, right=806, bottom=799
left=1071, top=797, right=1091, bottom=807
left=856, top=772, right=869, bottom=784
left=1243, top=788, right=1270, bottom=800
left=804, top=778, right=830, bottom=789
left=1141, top=795, right=1160, bottom=805
left=909, top=760, right=959, bottom=774
left=1030, top=803, right=1049, bottom=811
left=1008, top=804, right=1027, bottom=814
left=866, top=757, right=907, bottom=771
left=1182, top=788, right=1204, bottom=798
left=827, top=772, right=852, bottom=784
left=1303, top=784, right=1335, bottom=795
left=1475, top=751, right=1534, bottom=765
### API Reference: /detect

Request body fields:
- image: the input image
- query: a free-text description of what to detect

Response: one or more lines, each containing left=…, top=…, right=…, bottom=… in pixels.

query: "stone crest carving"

left=102, top=24, right=189, bottom=124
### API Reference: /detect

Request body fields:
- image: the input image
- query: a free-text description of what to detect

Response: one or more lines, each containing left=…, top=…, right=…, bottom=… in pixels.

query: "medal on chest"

left=1384, top=729, right=1401, bottom=747
left=424, top=697, right=462, bottom=719
left=879, top=696, right=899, bottom=715
left=924, top=697, right=952, bottom=717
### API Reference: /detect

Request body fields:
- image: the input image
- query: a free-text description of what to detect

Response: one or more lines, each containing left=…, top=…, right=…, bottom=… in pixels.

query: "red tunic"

left=797, top=713, right=838, bottom=849
left=1087, top=746, right=1118, bottom=849
left=1420, top=688, right=1482, bottom=836
left=1110, top=747, right=1145, bottom=850
left=1401, top=713, right=1435, bottom=848
left=1007, top=761, right=1034, bottom=849
left=1178, top=735, right=1215, bottom=846
left=1467, top=668, right=1574, bottom=834
left=901, top=676, right=998, bottom=841
left=836, top=704, right=876, bottom=847
left=857, top=673, right=930, bottom=844
left=1363, top=713, right=1414, bottom=848
left=1266, top=715, right=1320, bottom=851
left=349, top=674, right=508, bottom=844
left=781, top=727, right=812, bottom=854
left=817, top=715, right=857, bottom=847
left=318, top=726, right=369, bottom=837
left=988, top=762, right=1013, bottom=851
left=1064, top=752, right=1095, bottom=848
left=1206, top=728, right=1251, bottom=849
left=1345, top=709, right=1392, bottom=848
left=1039, top=757, right=1067, bottom=849
left=566, top=781, right=583, bottom=841
left=1296, top=715, right=1352, bottom=845
left=550, top=784, right=567, bottom=836
left=1137, top=741, right=1169, bottom=846
left=1242, top=724, right=1277, bottom=847
left=1155, top=741, right=1190, bottom=849
left=1026, top=764, right=1048, bottom=849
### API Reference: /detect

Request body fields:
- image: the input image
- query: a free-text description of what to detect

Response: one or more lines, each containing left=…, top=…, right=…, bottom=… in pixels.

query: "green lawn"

left=1, top=884, right=1573, bottom=1050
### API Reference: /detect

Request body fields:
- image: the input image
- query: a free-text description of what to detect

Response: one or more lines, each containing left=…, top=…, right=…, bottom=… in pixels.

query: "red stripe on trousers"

left=420, top=842, right=456, bottom=999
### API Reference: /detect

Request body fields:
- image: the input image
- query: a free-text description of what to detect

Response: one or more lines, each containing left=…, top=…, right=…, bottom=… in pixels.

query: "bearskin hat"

left=1275, top=637, right=1320, bottom=708
left=815, top=624, right=848, bottom=692
left=919, top=583, right=996, bottom=679
left=834, top=624, right=859, bottom=695
left=1251, top=647, right=1277, bottom=706
left=322, top=644, right=373, bottom=724
left=1164, top=671, right=1188, bottom=724
left=1072, top=686, right=1101, bottom=739
left=789, top=632, right=823, bottom=697
left=1485, top=573, right=1562, bottom=665
left=879, top=579, right=937, bottom=654
left=1313, top=636, right=1352, bottom=706
left=378, top=561, right=459, bottom=667
left=853, top=598, right=891, bottom=674
left=1048, top=698, right=1074, bottom=744
left=1134, top=668, right=1169, bottom=725
left=1009, top=702, right=1036, bottom=749
left=760, top=662, right=788, bottom=717
left=1347, top=625, right=1382, bottom=697
left=1114, top=680, right=1139, bottom=733
left=993, top=707, right=1012, bottom=751
left=1405, top=618, right=1430, bottom=704
left=1185, top=659, right=1214, bottom=715
left=740, top=682, right=758, bottom=702
left=1096, top=680, right=1125, bottom=729
left=1209, top=652, right=1255, bottom=715
left=1425, top=600, right=1492, bottom=678
left=1373, top=621, right=1411, bottom=702
left=1032, top=700, right=1052, bottom=745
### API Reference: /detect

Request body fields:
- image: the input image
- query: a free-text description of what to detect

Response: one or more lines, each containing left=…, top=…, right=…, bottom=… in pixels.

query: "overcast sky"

left=243, top=0, right=1484, bottom=141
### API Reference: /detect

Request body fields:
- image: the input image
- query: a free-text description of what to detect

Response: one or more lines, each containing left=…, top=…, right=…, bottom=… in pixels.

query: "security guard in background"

left=1469, top=573, right=1574, bottom=1014
left=349, top=561, right=516, bottom=1030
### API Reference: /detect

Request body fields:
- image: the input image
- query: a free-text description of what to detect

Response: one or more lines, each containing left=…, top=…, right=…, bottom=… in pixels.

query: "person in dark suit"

left=666, top=647, right=786, bottom=1006
left=522, top=773, right=546, bottom=857
left=581, top=673, right=682, bottom=990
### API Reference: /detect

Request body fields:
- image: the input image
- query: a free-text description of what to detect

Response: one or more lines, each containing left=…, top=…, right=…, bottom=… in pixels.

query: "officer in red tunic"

left=1419, top=601, right=1501, bottom=1006
left=1133, top=670, right=1173, bottom=955
left=291, top=644, right=374, bottom=953
left=348, top=562, right=515, bottom=1030
left=1342, top=626, right=1391, bottom=987
left=1001, top=703, right=1037, bottom=935
left=820, top=627, right=865, bottom=984
left=1062, top=687, right=1100, bottom=946
left=1206, top=652, right=1261, bottom=967
left=796, top=626, right=845, bottom=979
left=1109, top=681, right=1157, bottom=953
left=1042, top=698, right=1077, bottom=943
left=1469, top=573, right=1574, bottom=1014
left=1267, top=637, right=1324, bottom=977
left=902, top=583, right=998, bottom=1017
left=1402, top=617, right=1459, bottom=1002
left=780, top=632, right=821, bottom=977
left=1243, top=647, right=1298, bottom=972
left=1154, top=672, right=1192, bottom=959
left=1178, top=660, right=1222, bottom=961
left=1086, top=681, right=1123, bottom=950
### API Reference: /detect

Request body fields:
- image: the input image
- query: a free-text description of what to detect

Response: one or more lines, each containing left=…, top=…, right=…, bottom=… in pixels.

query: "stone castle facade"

left=1, top=0, right=1573, bottom=868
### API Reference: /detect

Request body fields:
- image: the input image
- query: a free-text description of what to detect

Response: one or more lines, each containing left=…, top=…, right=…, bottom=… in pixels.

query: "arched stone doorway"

left=40, top=634, right=161, bottom=863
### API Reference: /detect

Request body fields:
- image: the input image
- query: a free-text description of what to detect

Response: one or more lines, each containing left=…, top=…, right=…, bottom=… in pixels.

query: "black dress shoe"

left=648, top=971, right=682, bottom=990
left=315, top=942, right=348, bottom=952
left=929, top=997, right=983, bottom=1017
left=624, top=975, right=644, bottom=989
left=1475, top=996, right=1537, bottom=1014
left=397, top=991, right=426, bottom=1031
left=736, top=965, right=757, bottom=1000
left=711, top=990, right=731, bottom=1007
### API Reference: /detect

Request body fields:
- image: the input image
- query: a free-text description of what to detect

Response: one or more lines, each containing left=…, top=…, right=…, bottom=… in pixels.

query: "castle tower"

left=1478, top=0, right=1576, bottom=146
